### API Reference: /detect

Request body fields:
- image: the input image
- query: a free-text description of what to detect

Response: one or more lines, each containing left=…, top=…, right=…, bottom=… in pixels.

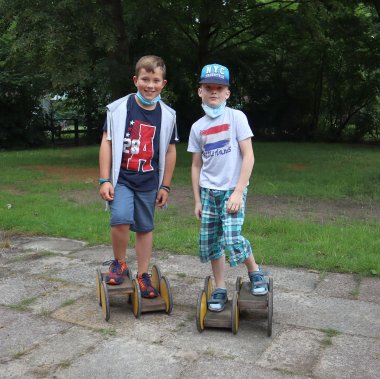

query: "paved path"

left=0, top=235, right=379, bottom=379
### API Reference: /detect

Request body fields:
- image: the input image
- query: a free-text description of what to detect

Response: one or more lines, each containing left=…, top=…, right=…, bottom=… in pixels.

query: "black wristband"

left=160, top=185, right=171, bottom=193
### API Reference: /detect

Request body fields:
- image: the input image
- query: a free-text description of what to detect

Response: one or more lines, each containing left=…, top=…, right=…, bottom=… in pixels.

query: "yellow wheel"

left=231, top=290, right=239, bottom=335
left=196, top=289, right=207, bottom=333
left=235, top=276, right=243, bottom=292
left=131, top=278, right=141, bottom=318
left=100, top=281, right=110, bottom=321
left=204, top=276, right=213, bottom=299
left=151, top=264, right=162, bottom=291
left=95, top=269, right=102, bottom=306
left=267, top=277, right=273, bottom=337
left=159, top=276, right=173, bottom=314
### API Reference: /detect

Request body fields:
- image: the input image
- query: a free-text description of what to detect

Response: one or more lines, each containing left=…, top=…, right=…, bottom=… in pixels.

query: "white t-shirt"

left=187, top=107, right=254, bottom=190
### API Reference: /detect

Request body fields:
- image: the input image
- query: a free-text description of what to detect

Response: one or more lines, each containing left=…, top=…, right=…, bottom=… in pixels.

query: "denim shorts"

left=109, top=183, right=157, bottom=232
left=199, top=187, right=252, bottom=267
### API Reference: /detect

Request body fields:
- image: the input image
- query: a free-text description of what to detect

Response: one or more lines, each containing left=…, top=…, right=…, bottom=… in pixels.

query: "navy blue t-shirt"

left=103, top=96, right=176, bottom=191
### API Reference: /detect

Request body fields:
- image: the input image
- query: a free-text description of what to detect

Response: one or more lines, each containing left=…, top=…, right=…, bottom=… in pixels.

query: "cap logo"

left=200, top=63, right=230, bottom=85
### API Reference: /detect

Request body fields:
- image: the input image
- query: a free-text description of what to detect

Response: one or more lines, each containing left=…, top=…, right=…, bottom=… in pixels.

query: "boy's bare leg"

left=135, top=231, right=153, bottom=275
left=244, top=254, right=259, bottom=272
left=111, top=224, right=130, bottom=263
left=211, top=255, right=226, bottom=288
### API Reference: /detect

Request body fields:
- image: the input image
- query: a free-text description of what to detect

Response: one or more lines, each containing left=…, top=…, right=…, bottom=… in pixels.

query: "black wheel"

left=231, top=291, right=239, bottom=335
left=151, top=264, right=162, bottom=291
left=95, top=269, right=102, bottom=306
left=196, top=289, right=207, bottom=333
left=100, top=281, right=110, bottom=321
left=160, top=276, right=173, bottom=314
left=235, top=276, right=242, bottom=292
left=131, top=278, right=142, bottom=318
left=204, top=275, right=213, bottom=299
left=267, top=277, right=273, bottom=337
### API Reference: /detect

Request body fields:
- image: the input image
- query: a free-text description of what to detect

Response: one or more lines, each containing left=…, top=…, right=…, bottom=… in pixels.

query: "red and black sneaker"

left=137, top=273, right=159, bottom=298
left=105, top=259, right=128, bottom=285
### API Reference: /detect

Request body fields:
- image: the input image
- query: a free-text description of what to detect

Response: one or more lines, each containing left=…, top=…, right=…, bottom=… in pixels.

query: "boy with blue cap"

left=187, top=63, right=268, bottom=312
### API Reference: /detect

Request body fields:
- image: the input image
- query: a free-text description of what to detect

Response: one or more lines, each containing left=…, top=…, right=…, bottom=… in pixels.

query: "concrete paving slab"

left=181, top=357, right=310, bottom=379
left=0, top=276, right=56, bottom=306
left=50, top=263, right=99, bottom=287
left=315, top=273, right=359, bottom=299
left=29, top=284, right=91, bottom=315
left=359, top=276, right=380, bottom=304
left=0, top=307, right=69, bottom=361
left=53, top=337, right=185, bottom=379
left=266, top=266, right=319, bottom=294
left=1, top=234, right=379, bottom=379
left=275, top=292, right=380, bottom=337
left=313, top=334, right=380, bottom=379
left=52, top=293, right=135, bottom=330
left=256, top=327, right=325, bottom=376
left=19, top=237, right=87, bottom=255
left=1, top=326, right=100, bottom=379
left=21, top=255, right=83, bottom=276
left=69, top=245, right=123, bottom=263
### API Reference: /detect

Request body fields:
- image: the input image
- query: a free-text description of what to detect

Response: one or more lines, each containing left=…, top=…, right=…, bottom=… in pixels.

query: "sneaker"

left=207, top=288, right=228, bottom=312
left=105, top=259, right=128, bottom=285
left=137, top=273, right=159, bottom=298
left=249, top=267, right=269, bottom=296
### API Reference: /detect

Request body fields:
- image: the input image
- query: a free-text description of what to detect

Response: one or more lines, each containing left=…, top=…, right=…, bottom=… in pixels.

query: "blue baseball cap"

left=199, top=63, right=230, bottom=86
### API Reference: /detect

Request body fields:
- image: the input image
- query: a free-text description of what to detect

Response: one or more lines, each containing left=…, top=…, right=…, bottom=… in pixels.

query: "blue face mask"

left=201, top=101, right=227, bottom=118
left=136, top=91, right=161, bottom=105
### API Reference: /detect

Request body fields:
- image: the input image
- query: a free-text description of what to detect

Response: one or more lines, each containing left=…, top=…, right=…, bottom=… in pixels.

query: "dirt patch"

left=289, top=163, right=308, bottom=171
left=32, top=165, right=98, bottom=183
left=169, top=187, right=380, bottom=223
left=30, top=165, right=380, bottom=222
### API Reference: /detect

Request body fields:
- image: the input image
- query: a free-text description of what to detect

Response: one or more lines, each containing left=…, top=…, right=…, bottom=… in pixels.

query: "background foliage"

left=1, top=0, right=380, bottom=147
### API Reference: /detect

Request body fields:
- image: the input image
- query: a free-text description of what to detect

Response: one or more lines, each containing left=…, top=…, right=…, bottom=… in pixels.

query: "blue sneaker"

left=207, top=288, right=228, bottom=312
left=249, top=268, right=269, bottom=296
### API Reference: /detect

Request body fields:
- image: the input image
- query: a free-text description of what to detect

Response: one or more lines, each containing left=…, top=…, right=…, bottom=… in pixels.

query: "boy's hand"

left=194, top=202, right=202, bottom=220
left=156, top=188, right=169, bottom=208
left=99, top=182, right=114, bottom=201
left=227, top=190, right=243, bottom=213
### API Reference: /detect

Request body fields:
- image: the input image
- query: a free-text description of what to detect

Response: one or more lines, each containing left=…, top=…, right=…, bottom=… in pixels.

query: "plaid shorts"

left=199, top=187, right=252, bottom=267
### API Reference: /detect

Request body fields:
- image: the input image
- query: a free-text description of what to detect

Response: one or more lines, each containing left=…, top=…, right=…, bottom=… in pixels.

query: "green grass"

left=174, top=142, right=380, bottom=201
left=0, top=143, right=379, bottom=276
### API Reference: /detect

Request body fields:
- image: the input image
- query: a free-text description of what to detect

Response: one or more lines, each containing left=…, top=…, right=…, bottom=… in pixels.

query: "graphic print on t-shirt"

left=121, top=119, right=156, bottom=172
left=201, top=123, right=230, bottom=151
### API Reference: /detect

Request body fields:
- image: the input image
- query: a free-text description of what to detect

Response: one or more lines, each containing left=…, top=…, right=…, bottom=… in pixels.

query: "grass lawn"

left=0, top=142, right=379, bottom=276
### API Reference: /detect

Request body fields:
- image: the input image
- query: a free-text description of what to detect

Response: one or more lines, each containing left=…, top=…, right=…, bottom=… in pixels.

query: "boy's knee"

left=110, top=212, right=133, bottom=226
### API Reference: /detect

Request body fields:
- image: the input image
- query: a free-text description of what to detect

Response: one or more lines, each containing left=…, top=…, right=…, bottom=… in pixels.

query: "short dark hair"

left=135, top=55, right=166, bottom=79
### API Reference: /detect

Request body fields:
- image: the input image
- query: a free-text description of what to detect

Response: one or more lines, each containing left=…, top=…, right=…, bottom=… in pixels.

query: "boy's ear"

left=225, top=89, right=231, bottom=100
left=198, top=87, right=203, bottom=97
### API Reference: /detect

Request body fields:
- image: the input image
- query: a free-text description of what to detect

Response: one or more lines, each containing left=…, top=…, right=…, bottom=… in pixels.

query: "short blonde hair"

left=135, top=55, right=166, bottom=79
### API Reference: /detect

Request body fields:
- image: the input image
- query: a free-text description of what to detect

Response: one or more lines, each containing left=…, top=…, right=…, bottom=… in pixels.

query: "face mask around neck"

left=136, top=91, right=161, bottom=106
left=201, top=101, right=226, bottom=118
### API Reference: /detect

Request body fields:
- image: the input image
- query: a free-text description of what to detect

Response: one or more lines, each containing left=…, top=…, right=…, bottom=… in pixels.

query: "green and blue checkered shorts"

left=199, top=187, right=252, bottom=267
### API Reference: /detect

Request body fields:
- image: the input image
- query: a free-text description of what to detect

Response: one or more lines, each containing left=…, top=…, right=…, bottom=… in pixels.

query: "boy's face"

left=133, top=68, right=167, bottom=101
left=198, top=84, right=230, bottom=108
